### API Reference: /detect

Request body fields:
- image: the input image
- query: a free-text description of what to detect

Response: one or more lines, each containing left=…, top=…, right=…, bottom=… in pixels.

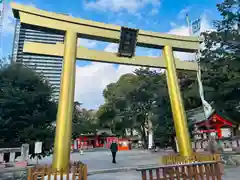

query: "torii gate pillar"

left=163, top=46, right=192, bottom=156
left=52, top=31, right=77, bottom=170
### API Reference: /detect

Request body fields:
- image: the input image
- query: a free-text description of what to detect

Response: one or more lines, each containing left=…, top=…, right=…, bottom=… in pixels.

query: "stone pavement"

left=75, top=150, right=167, bottom=172
left=32, top=149, right=166, bottom=171
left=3, top=150, right=240, bottom=179
left=31, top=150, right=240, bottom=179
left=223, top=167, right=240, bottom=180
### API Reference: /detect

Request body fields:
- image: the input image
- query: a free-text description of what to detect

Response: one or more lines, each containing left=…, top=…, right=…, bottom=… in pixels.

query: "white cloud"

left=168, top=25, right=195, bottom=61
left=150, top=8, right=158, bottom=16
left=2, top=2, right=36, bottom=35
left=2, top=3, right=15, bottom=34
left=112, top=20, right=137, bottom=29
left=74, top=42, right=164, bottom=109
left=74, top=42, right=138, bottom=109
left=170, top=22, right=177, bottom=28
left=168, top=14, right=214, bottom=61
left=74, top=61, right=137, bottom=109
left=74, top=13, right=214, bottom=109
left=77, top=38, right=97, bottom=48
left=168, top=25, right=190, bottom=36
left=0, top=3, right=36, bottom=58
left=199, top=13, right=214, bottom=32
left=85, top=0, right=160, bottom=14
left=104, top=43, right=118, bottom=53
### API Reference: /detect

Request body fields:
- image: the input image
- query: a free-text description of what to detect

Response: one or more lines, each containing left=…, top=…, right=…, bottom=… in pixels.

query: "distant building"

left=11, top=19, right=64, bottom=101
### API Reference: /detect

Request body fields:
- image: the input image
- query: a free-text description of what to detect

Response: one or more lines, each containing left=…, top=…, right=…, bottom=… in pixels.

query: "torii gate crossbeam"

left=11, top=2, right=201, bottom=171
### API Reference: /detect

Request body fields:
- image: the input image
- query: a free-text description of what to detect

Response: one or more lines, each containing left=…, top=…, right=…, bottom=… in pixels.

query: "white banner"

left=197, top=63, right=214, bottom=119
left=34, top=141, right=43, bottom=154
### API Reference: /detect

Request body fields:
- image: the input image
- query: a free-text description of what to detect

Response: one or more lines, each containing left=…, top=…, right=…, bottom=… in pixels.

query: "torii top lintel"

left=11, top=3, right=202, bottom=53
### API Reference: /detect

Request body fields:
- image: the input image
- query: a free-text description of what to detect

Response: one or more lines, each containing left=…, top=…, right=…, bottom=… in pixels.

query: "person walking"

left=110, top=140, right=118, bottom=163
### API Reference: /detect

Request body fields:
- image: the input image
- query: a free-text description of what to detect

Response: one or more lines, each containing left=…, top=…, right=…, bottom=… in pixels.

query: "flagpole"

left=187, top=14, right=216, bottom=138
left=185, top=13, right=192, bottom=35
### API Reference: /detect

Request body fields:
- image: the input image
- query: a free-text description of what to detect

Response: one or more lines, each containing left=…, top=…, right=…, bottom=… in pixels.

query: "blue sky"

left=1, top=0, right=223, bottom=109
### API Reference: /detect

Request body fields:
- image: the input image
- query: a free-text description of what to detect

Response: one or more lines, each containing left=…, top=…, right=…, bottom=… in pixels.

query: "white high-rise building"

left=11, top=19, right=64, bottom=101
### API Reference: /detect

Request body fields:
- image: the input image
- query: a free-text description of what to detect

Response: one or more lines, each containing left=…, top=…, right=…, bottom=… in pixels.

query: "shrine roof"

left=187, top=106, right=206, bottom=124
left=186, top=106, right=239, bottom=126
left=96, top=129, right=115, bottom=136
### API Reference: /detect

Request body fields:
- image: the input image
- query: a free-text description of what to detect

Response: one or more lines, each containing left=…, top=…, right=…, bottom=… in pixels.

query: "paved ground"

left=30, top=150, right=240, bottom=180
left=2, top=150, right=240, bottom=179
left=31, top=149, right=166, bottom=171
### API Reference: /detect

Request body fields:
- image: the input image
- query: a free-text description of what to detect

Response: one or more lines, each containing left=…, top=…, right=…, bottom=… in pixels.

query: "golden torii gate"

left=11, top=3, right=201, bottom=171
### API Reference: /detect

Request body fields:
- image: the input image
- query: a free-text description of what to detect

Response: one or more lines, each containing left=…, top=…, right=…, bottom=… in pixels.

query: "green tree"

left=101, top=73, right=139, bottom=135
left=98, top=68, right=175, bottom=148
left=0, top=63, right=57, bottom=157
left=178, top=71, right=202, bottom=110
left=98, top=67, right=204, bottom=149
left=200, top=0, right=240, bottom=121
left=72, top=102, right=98, bottom=139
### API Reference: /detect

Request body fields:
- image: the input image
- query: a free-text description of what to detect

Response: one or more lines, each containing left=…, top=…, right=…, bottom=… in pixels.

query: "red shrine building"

left=71, top=129, right=130, bottom=151
left=185, top=106, right=240, bottom=151
left=188, top=107, right=240, bottom=139
left=71, top=103, right=131, bottom=151
left=196, top=113, right=234, bottom=138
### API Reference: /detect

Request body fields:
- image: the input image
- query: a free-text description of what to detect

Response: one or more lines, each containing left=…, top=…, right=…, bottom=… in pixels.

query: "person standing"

left=110, top=140, right=118, bottom=163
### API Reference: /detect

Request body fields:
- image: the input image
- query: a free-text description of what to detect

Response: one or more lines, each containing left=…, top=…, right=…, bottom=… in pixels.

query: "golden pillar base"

left=52, top=31, right=77, bottom=171
left=163, top=45, right=192, bottom=157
